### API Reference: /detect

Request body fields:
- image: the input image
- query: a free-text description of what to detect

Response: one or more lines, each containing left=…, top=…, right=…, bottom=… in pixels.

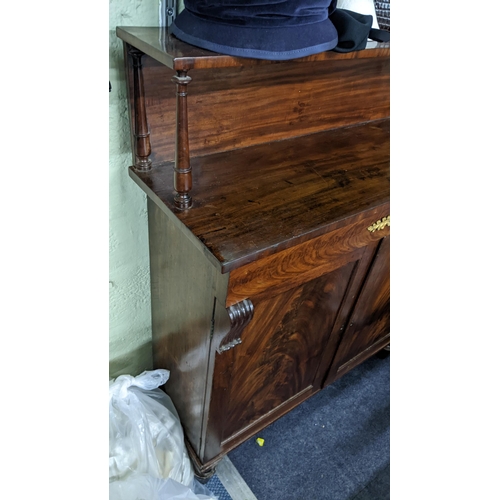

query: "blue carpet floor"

left=228, top=354, right=390, bottom=500
left=204, top=474, right=232, bottom=500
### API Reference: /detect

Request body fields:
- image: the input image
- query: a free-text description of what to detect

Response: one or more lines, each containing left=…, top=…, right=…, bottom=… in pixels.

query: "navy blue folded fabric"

left=171, top=0, right=339, bottom=60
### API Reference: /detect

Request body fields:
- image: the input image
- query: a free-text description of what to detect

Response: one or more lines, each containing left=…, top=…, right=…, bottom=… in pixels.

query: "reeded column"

left=129, top=48, right=152, bottom=172
left=171, top=70, right=193, bottom=210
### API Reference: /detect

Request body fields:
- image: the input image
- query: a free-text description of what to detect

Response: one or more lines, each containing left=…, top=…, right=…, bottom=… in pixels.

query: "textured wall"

left=109, top=0, right=160, bottom=378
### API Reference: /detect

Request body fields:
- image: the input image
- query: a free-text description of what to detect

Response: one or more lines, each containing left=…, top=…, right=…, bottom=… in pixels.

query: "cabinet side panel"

left=147, top=198, right=220, bottom=456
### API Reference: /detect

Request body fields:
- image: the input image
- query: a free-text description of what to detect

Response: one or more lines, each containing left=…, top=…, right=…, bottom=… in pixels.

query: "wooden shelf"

left=116, top=26, right=390, bottom=71
left=130, top=119, right=390, bottom=272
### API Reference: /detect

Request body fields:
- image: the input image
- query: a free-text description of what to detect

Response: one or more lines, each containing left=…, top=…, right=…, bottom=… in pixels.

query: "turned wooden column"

left=172, top=71, right=193, bottom=210
left=129, top=48, right=152, bottom=172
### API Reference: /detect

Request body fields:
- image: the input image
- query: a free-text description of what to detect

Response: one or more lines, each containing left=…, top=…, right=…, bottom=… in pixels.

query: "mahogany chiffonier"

left=116, top=26, right=390, bottom=478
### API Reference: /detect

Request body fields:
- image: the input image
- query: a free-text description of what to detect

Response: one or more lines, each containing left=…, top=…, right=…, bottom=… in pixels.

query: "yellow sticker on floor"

left=256, top=437, right=265, bottom=447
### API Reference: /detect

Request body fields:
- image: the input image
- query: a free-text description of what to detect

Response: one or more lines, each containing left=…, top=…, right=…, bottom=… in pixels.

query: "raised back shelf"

left=117, top=26, right=389, bottom=211
left=118, top=25, right=390, bottom=269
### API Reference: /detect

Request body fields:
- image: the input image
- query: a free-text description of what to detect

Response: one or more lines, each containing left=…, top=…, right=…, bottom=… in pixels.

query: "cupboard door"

left=325, top=236, right=390, bottom=385
left=204, top=262, right=357, bottom=460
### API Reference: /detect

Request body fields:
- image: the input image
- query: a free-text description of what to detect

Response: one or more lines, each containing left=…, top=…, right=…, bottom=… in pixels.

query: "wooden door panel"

left=215, top=262, right=356, bottom=445
left=325, top=236, right=390, bottom=383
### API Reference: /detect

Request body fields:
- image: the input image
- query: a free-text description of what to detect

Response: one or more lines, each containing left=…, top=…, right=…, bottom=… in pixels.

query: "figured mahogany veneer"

left=129, top=54, right=389, bottom=166
left=117, top=26, right=390, bottom=478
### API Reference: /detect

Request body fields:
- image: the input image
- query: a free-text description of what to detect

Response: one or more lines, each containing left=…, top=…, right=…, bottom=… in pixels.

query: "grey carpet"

left=228, top=354, right=390, bottom=500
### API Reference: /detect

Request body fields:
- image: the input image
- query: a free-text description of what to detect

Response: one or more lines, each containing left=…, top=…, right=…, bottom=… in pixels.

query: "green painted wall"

left=108, top=1, right=186, bottom=378
left=109, top=0, right=160, bottom=378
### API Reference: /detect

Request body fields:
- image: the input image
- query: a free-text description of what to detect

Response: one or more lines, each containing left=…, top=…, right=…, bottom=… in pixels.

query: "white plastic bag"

left=110, top=369, right=215, bottom=499
left=109, top=475, right=217, bottom=500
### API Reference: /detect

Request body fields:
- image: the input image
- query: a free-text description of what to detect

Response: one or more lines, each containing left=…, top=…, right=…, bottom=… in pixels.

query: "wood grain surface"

left=325, top=236, right=390, bottom=384
left=204, top=263, right=356, bottom=460
left=130, top=120, right=390, bottom=272
left=147, top=198, right=229, bottom=456
left=226, top=210, right=390, bottom=307
left=125, top=53, right=389, bottom=163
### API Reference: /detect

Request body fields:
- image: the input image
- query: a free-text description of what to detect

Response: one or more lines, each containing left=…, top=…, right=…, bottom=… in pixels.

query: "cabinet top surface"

left=116, top=26, right=390, bottom=71
left=130, top=120, right=390, bottom=272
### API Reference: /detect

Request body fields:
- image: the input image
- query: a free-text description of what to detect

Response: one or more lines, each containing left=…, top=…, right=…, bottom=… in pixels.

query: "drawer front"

left=226, top=206, right=390, bottom=307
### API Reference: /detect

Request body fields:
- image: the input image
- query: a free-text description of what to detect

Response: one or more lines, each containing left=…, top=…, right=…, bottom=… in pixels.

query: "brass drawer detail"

left=367, top=216, right=390, bottom=233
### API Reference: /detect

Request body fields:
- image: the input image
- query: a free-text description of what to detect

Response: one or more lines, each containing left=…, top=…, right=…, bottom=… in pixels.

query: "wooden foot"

left=185, top=437, right=222, bottom=483
left=194, top=467, right=216, bottom=484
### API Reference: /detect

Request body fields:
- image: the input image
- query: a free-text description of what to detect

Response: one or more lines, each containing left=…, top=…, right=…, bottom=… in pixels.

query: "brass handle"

left=367, top=215, right=390, bottom=233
